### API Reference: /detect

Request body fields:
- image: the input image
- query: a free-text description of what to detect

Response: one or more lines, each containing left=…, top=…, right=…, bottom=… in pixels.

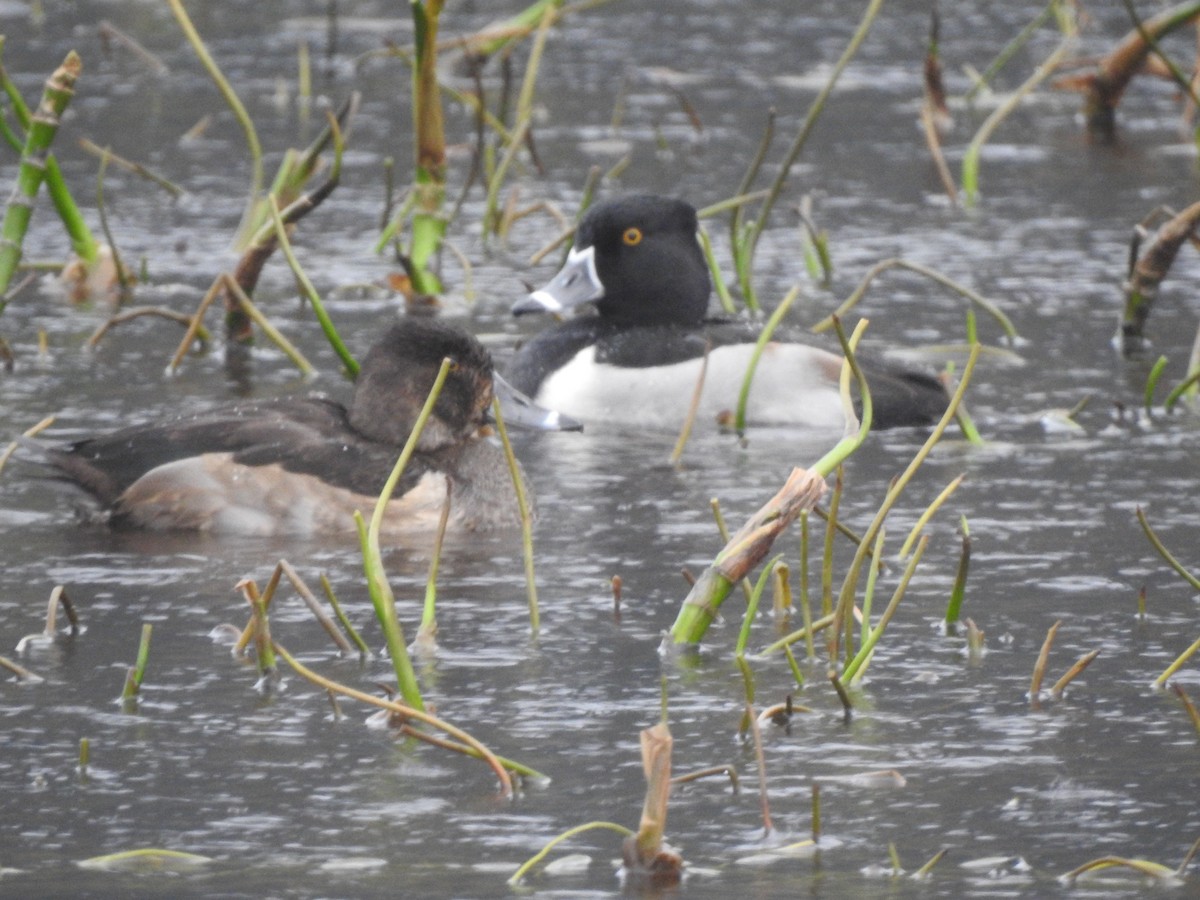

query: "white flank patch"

left=537, top=342, right=847, bottom=431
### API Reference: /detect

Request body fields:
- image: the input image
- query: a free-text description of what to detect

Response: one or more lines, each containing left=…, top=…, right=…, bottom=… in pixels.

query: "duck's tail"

left=857, top=361, right=950, bottom=430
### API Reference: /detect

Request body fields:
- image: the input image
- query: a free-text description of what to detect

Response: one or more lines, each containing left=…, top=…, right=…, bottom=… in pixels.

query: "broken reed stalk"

left=168, top=275, right=223, bottom=372
left=0, top=414, right=55, bottom=477
left=166, top=0, right=263, bottom=248
left=417, top=483, right=453, bottom=648
left=913, top=848, right=949, bottom=878
left=733, top=0, right=884, bottom=310
left=771, top=560, right=791, bottom=624
left=1057, top=0, right=1200, bottom=135
left=120, top=622, right=153, bottom=702
left=491, top=394, right=540, bottom=633
left=43, top=583, right=78, bottom=635
left=0, top=50, right=81, bottom=304
left=509, top=821, right=635, bottom=886
left=811, top=257, right=1017, bottom=340
left=220, top=274, right=316, bottom=377
left=271, top=641, right=532, bottom=794
left=734, top=285, right=798, bottom=437
left=711, top=498, right=753, bottom=605
left=840, top=534, right=930, bottom=684
left=622, top=722, right=683, bottom=880
left=1120, top=200, right=1200, bottom=347
left=1136, top=506, right=1200, bottom=591
left=319, top=573, right=370, bottom=657
left=669, top=320, right=871, bottom=645
left=0, top=41, right=97, bottom=274
left=276, top=560, right=355, bottom=655
left=1050, top=648, right=1101, bottom=696
left=87, top=306, right=210, bottom=350
left=0, top=655, right=42, bottom=682
left=961, top=5, right=1076, bottom=206
left=944, top=515, right=971, bottom=627
left=1062, top=855, right=1180, bottom=884
left=1030, top=619, right=1061, bottom=698
left=358, top=356, right=454, bottom=714
left=233, top=565, right=283, bottom=656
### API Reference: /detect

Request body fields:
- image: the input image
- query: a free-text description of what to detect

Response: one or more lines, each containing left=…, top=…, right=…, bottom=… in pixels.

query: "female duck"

left=508, top=194, right=949, bottom=432
left=44, top=318, right=576, bottom=536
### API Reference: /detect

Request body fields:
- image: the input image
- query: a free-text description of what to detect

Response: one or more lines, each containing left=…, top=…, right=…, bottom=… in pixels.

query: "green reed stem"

left=798, top=512, right=816, bottom=658
left=810, top=257, right=1018, bottom=341
left=962, top=9, right=1075, bottom=205
left=273, top=641, right=530, bottom=793
left=1145, top=355, right=1169, bottom=412
left=418, top=485, right=453, bottom=644
left=736, top=554, right=783, bottom=658
left=830, top=343, right=980, bottom=651
left=698, top=225, right=736, bottom=314
left=319, top=573, right=371, bottom=657
left=0, top=42, right=96, bottom=269
left=897, top=473, right=966, bottom=559
left=166, top=0, right=263, bottom=246
left=841, top=534, right=929, bottom=684
left=735, top=285, right=798, bottom=437
left=220, top=274, right=316, bottom=377
left=1136, top=506, right=1200, bottom=591
left=491, top=395, right=540, bottom=633
left=0, top=50, right=80, bottom=301
left=859, top=528, right=887, bottom=652
left=509, top=821, right=635, bottom=886
left=266, top=192, right=359, bottom=377
left=965, top=1, right=1055, bottom=101
left=359, top=356, right=454, bottom=713
left=736, top=0, right=884, bottom=302
left=944, top=516, right=970, bottom=626
left=121, top=622, right=153, bottom=701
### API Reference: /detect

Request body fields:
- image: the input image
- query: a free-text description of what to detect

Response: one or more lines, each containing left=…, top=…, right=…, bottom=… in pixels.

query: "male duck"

left=508, top=194, right=949, bottom=432
left=43, top=318, right=578, bottom=536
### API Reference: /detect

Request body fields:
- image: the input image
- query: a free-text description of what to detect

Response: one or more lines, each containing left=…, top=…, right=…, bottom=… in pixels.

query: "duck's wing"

left=45, top=397, right=423, bottom=505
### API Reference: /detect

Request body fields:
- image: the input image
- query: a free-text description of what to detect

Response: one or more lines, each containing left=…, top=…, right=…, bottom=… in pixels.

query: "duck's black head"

left=517, top=195, right=712, bottom=326
left=349, top=318, right=495, bottom=451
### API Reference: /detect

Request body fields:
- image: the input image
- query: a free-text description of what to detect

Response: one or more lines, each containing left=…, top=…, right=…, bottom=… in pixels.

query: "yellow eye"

left=622, top=227, right=643, bottom=246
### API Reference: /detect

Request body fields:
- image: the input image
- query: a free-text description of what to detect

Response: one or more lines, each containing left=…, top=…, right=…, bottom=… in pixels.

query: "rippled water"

left=2, top=1, right=1199, bottom=897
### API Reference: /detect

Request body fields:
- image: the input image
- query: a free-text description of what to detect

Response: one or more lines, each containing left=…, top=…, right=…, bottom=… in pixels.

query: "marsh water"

left=2, top=1, right=1199, bottom=897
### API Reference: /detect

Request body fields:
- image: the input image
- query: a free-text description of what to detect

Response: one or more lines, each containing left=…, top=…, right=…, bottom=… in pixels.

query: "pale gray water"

left=1, top=2, right=1199, bottom=898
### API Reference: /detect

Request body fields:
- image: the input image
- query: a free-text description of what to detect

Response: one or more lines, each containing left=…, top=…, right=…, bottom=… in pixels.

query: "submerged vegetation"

left=1, top=0, right=1199, bottom=894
